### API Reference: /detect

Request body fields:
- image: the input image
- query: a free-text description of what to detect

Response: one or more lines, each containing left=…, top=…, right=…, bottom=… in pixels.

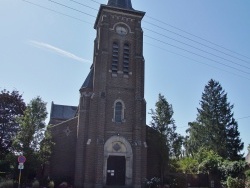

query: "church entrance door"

left=106, top=156, right=126, bottom=186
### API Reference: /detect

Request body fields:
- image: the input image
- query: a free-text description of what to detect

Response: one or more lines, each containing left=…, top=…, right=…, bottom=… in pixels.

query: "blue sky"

left=1, top=0, right=250, bottom=155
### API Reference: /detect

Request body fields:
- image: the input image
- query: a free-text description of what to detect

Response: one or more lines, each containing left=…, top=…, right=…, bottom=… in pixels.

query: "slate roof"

left=50, top=102, right=77, bottom=121
left=107, top=0, right=133, bottom=10
left=81, top=67, right=94, bottom=89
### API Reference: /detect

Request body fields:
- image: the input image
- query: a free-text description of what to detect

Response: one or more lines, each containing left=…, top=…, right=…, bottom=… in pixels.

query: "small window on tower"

left=112, top=42, right=119, bottom=74
left=115, top=102, right=122, bottom=122
left=123, top=43, right=130, bottom=75
left=113, top=100, right=125, bottom=123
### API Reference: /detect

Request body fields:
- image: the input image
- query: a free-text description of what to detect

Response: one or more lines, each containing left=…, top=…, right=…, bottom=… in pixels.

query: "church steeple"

left=107, top=0, right=133, bottom=10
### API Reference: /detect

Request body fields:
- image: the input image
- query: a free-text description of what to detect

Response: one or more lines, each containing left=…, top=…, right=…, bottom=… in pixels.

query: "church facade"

left=49, top=0, right=149, bottom=187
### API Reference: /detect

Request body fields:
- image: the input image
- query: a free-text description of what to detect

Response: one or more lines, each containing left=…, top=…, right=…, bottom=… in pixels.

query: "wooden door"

left=106, top=156, right=126, bottom=186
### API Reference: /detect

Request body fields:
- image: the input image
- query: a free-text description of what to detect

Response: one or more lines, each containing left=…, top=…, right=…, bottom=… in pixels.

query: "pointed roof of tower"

left=107, top=0, right=133, bottom=10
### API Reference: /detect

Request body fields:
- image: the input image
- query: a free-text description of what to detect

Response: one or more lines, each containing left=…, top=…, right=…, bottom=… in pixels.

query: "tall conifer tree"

left=150, top=94, right=176, bottom=183
left=186, top=79, right=243, bottom=160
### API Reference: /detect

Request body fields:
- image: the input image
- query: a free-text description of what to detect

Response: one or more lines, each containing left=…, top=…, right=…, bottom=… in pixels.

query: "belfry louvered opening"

left=123, top=43, right=130, bottom=74
left=112, top=42, right=119, bottom=73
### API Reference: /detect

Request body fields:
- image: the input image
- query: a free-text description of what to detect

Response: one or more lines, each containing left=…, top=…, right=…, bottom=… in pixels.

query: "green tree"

left=220, top=160, right=248, bottom=179
left=185, top=122, right=204, bottom=156
left=13, top=97, right=48, bottom=182
left=0, top=89, right=26, bottom=158
left=195, top=148, right=223, bottom=175
left=39, top=125, right=54, bottom=177
left=248, top=144, right=250, bottom=153
left=226, top=176, right=245, bottom=188
left=186, top=79, right=243, bottom=160
left=13, top=97, right=47, bottom=153
left=177, top=157, right=198, bottom=174
left=245, top=169, right=250, bottom=188
left=170, top=134, right=184, bottom=159
left=177, top=148, right=223, bottom=175
left=150, top=94, right=176, bottom=183
left=226, top=118, right=244, bottom=160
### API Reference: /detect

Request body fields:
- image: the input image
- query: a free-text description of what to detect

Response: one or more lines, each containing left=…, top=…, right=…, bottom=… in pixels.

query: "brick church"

left=48, top=0, right=157, bottom=187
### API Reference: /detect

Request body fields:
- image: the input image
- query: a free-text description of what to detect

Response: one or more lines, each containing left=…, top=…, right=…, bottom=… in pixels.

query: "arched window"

left=113, top=100, right=125, bottom=123
left=111, top=42, right=119, bottom=73
left=123, top=43, right=130, bottom=74
left=115, top=102, right=122, bottom=122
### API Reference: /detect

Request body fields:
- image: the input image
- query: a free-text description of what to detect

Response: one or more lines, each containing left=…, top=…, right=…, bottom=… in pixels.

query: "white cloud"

left=29, top=40, right=91, bottom=63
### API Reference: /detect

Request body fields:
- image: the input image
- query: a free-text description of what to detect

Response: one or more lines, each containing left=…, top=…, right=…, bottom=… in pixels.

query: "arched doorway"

left=103, top=136, right=133, bottom=186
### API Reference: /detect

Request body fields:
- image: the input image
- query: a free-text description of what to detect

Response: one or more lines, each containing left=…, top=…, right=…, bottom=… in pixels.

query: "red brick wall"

left=146, top=126, right=161, bottom=179
left=49, top=117, right=78, bottom=184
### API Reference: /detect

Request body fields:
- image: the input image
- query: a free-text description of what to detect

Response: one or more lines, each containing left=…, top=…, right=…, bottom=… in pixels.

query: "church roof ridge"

left=51, top=102, right=77, bottom=108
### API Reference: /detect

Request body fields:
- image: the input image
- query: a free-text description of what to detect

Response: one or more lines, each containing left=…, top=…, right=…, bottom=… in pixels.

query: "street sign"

left=17, top=156, right=26, bottom=188
left=18, top=163, right=24, bottom=170
left=18, top=162, right=24, bottom=188
left=18, top=156, right=26, bottom=163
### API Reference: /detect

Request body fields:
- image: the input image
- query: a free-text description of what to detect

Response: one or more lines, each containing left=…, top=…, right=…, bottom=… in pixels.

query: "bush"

left=48, top=180, right=55, bottom=188
left=58, top=182, right=69, bottom=188
left=32, top=180, right=40, bottom=188
left=51, top=176, right=72, bottom=187
left=226, top=176, right=244, bottom=188
left=165, top=174, right=186, bottom=188
left=246, top=170, right=250, bottom=188
left=145, top=177, right=160, bottom=188
left=246, top=169, right=250, bottom=178
left=0, top=180, right=14, bottom=188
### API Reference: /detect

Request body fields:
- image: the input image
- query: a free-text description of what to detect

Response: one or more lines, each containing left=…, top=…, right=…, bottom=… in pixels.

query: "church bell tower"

left=74, top=0, right=146, bottom=187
